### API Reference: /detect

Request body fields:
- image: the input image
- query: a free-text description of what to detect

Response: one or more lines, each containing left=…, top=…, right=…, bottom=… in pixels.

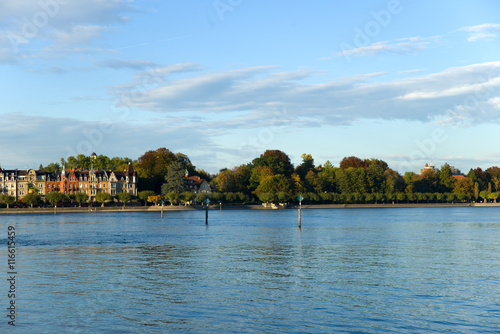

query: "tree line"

left=132, top=148, right=500, bottom=205
left=4, top=148, right=500, bottom=207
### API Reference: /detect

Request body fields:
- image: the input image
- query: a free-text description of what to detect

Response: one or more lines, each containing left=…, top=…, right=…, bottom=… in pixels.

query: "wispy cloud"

left=96, top=59, right=158, bottom=70
left=110, top=61, right=500, bottom=126
left=398, top=69, right=426, bottom=74
left=459, top=23, right=500, bottom=41
left=0, top=0, right=137, bottom=62
left=336, top=36, right=434, bottom=58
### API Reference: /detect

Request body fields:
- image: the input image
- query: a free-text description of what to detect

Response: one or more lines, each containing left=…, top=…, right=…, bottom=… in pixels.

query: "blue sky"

left=1, top=0, right=500, bottom=174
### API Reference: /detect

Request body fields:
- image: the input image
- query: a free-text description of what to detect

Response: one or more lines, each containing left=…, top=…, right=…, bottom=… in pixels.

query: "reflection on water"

left=5, top=208, right=500, bottom=333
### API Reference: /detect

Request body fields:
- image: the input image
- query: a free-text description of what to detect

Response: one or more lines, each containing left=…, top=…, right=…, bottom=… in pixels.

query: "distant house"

left=420, top=163, right=437, bottom=175
left=452, top=175, right=466, bottom=180
left=186, top=176, right=211, bottom=194
left=420, top=163, right=463, bottom=176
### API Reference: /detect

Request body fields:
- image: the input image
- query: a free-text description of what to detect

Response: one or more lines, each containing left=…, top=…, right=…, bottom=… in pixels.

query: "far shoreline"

left=0, top=202, right=498, bottom=215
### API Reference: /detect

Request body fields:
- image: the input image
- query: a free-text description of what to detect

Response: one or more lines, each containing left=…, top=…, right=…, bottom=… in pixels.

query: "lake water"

left=3, top=207, right=500, bottom=333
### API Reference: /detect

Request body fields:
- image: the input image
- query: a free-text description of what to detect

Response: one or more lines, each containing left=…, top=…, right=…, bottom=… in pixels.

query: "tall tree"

left=486, top=166, right=500, bottom=192
left=252, top=150, right=294, bottom=177
left=452, top=177, right=474, bottom=199
left=318, top=161, right=336, bottom=192
left=439, top=163, right=455, bottom=192
left=213, top=169, right=236, bottom=193
left=175, top=153, right=196, bottom=176
left=339, top=156, right=365, bottom=169
left=161, top=161, right=187, bottom=195
left=136, top=148, right=177, bottom=192
left=467, top=168, right=489, bottom=191
left=255, top=174, right=293, bottom=198
left=383, top=169, right=405, bottom=194
left=249, top=166, right=274, bottom=190
left=295, top=153, right=315, bottom=180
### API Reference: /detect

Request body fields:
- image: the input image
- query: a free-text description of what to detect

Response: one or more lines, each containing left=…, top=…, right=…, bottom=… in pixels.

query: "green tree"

left=439, top=163, right=455, bottom=192
left=295, top=153, right=315, bottom=180
left=138, top=190, right=155, bottom=205
left=22, top=193, right=40, bottom=208
left=0, top=194, right=15, bottom=208
left=452, top=177, right=474, bottom=199
left=116, top=192, right=132, bottom=207
left=95, top=192, right=112, bottom=207
left=479, top=190, right=490, bottom=203
left=415, top=169, right=439, bottom=193
left=224, top=192, right=238, bottom=203
left=304, top=170, right=323, bottom=193
left=255, top=174, right=293, bottom=198
left=252, top=150, right=294, bottom=177
left=175, top=152, right=196, bottom=176
left=136, top=148, right=177, bottom=192
left=258, top=192, right=275, bottom=204
left=318, top=161, right=336, bottom=192
left=446, top=193, right=456, bottom=203
left=488, top=192, right=500, bottom=203
left=396, top=192, right=406, bottom=203
left=213, top=169, right=236, bottom=193
left=46, top=192, right=67, bottom=206
left=179, top=191, right=194, bottom=205
left=41, top=163, right=61, bottom=173
left=161, top=161, right=187, bottom=196
left=236, top=192, right=249, bottom=203
left=486, top=166, right=500, bottom=192
left=276, top=191, right=291, bottom=203
left=196, top=192, right=208, bottom=204
left=74, top=192, right=89, bottom=207
left=468, top=168, right=489, bottom=191
left=166, top=191, right=179, bottom=205
left=209, top=192, right=223, bottom=203
left=383, top=169, right=405, bottom=194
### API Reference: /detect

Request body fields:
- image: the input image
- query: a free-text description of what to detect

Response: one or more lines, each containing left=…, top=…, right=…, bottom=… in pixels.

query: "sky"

left=1, top=0, right=500, bottom=174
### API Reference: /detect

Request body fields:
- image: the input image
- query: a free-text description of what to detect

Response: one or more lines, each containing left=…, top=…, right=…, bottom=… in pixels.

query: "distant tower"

left=90, top=152, right=97, bottom=171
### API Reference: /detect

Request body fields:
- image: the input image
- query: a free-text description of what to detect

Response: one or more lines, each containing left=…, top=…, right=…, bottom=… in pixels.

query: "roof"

left=452, top=175, right=466, bottom=180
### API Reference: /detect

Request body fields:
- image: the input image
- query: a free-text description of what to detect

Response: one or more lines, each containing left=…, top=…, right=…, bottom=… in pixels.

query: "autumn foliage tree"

left=136, top=148, right=177, bottom=193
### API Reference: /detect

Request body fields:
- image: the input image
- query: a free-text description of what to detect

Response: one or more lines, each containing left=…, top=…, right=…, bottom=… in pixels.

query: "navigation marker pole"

left=297, top=195, right=303, bottom=229
left=205, top=198, right=210, bottom=225
left=161, top=201, right=164, bottom=219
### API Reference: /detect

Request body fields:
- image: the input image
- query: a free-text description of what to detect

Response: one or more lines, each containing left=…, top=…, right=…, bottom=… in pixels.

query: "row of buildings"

left=0, top=163, right=138, bottom=202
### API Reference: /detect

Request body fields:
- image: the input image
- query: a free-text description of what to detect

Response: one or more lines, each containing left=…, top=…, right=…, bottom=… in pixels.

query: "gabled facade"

left=0, top=163, right=138, bottom=202
left=186, top=176, right=212, bottom=194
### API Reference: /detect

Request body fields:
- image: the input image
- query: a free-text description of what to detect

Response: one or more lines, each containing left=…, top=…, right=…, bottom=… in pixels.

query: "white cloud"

left=459, top=23, right=500, bottom=42
left=110, top=61, right=500, bottom=126
left=0, top=0, right=136, bottom=62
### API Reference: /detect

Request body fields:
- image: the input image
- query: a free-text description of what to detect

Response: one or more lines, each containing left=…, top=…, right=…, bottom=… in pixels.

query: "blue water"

left=2, top=207, right=500, bottom=333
